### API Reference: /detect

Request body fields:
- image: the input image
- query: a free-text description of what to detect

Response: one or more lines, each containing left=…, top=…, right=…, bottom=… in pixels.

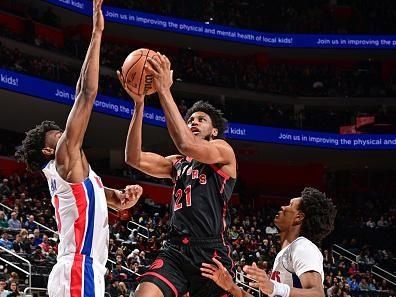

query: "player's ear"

left=212, top=128, right=218, bottom=138
left=294, top=211, right=305, bottom=226
left=42, top=147, right=55, bottom=157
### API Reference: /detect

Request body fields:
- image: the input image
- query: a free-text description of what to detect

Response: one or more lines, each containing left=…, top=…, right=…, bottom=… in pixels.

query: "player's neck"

left=279, top=229, right=301, bottom=249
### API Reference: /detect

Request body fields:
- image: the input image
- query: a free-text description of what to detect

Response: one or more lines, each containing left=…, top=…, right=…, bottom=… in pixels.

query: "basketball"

left=120, top=48, right=158, bottom=95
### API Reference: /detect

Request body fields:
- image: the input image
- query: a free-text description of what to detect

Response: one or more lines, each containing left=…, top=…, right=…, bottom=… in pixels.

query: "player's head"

left=15, top=120, right=63, bottom=171
left=274, top=187, right=337, bottom=243
left=184, top=101, right=227, bottom=141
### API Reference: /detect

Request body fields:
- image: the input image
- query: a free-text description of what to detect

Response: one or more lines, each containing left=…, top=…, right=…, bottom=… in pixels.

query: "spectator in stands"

left=6, top=281, right=20, bottom=297
left=118, top=281, right=128, bottom=297
left=108, top=280, right=119, bottom=297
left=347, top=262, right=358, bottom=277
left=0, top=212, right=8, bottom=229
left=46, top=246, right=57, bottom=265
left=38, top=234, right=50, bottom=254
left=127, top=248, right=140, bottom=265
left=265, top=221, right=278, bottom=235
left=359, top=277, right=369, bottom=292
left=115, top=254, right=127, bottom=267
left=111, top=263, right=126, bottom=282
left=0, top=279, right=10, bottom=297
left=23, top=215, right=37, bottom=232
left=24, top=233, right=36, bottom=253
left=5, top=273, right=18, bottom=288
left=32, top=246, right=46, bottom=265
left=7, top=212, right=21, bottom=230
left=12, top=234, right=24, bottom=254
left=0, top=232, right=13, bottom=250
left=365, top=218, right=376, bottom=228
left=377, top=216, right=388, bottom=228
left=0, top=179, right=11, bottom=196
left=139, top=250, right=148, bottom=267
left=32, top=228, right=42, bottom=246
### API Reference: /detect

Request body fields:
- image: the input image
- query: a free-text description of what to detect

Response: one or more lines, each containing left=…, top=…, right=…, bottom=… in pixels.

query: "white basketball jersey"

left=42, top=160, right=109, bottom=267
left=271, top=237, right=324, bottom=288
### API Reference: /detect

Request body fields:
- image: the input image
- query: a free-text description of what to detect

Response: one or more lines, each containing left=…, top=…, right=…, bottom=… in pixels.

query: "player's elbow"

left=80, top=89, right=98, bottom=100
left=311, top=287, right=325, bottom=297
left=125, top=155, right=139, bottom=168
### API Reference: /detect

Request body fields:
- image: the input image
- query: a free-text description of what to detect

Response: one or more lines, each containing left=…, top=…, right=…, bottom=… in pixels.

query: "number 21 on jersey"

left=174, top=185, right=192, bottom=211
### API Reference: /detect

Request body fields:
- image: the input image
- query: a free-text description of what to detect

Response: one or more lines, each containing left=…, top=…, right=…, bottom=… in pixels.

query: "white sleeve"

left=291, top=239, right=324, bottom=279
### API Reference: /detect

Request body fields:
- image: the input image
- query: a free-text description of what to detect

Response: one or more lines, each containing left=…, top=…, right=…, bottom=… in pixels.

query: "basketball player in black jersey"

left=117, top=54, right=237, bottom=297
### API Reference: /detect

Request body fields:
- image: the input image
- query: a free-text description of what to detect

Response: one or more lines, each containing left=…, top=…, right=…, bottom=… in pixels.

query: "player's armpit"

left=179, top=139, right=236, bottom=176
left=126, top=153, right=180, bottom=179
left=289, top=271, right=325, bottom=297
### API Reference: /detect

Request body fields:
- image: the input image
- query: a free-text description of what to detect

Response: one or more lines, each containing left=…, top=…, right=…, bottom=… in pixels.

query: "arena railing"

left=107, top=258, right=141, bottom=277
left=333, top=244, right=396, bottom=287
left=0, top=246, right=32, bottom=294
left=22, top=287, right=47, bottom=297
left=127, top=220, right=150, bottom=239
left=235, top=269, right=262, bottom=296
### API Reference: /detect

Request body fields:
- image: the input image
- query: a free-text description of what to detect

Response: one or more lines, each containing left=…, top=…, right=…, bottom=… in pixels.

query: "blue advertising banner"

left=45, top=0, right=396, bottom=49
left=1, top=68, right=396, bottom=150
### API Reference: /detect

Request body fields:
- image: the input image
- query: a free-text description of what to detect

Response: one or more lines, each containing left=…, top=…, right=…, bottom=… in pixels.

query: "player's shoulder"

left=209, top=139, right=235, bottom=153
left=292, top=237, right=322, bottom=257
left=209, top=138, right=231, bottom=146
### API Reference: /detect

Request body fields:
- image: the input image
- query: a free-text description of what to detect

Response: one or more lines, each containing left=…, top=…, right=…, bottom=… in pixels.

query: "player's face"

left=274, top=197, right=303, bottom=231
left=187, top=111, right=218, bottom=140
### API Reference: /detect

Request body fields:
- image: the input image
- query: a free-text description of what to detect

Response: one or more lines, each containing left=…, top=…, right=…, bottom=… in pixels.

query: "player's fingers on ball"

left=151, top=55, right=162, bottom=66
left=164, top=55, right=171, bottom=67
left=156, top=52, right=165, bottom=62
left=146, top=58, right=159, bottom=70
left=144, top=64, right=159, bottom=76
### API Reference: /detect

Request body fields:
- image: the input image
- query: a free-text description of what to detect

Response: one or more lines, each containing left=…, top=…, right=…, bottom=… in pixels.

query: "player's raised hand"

left=117, top=70, right=145, bottom=104
left=145, top=52, right=173, bottom=94
left=243, top=263, right=274, bottom=295
left=118, top=185, right=143, bottom=209
left=93, top=0, right=104, bottom=32
left=201, top=257, right=234, bottom=292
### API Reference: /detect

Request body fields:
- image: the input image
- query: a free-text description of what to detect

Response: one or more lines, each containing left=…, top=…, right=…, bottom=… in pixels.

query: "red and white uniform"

left=43, top=160, right=109, bottom=297
left=271, top=237, right=324, bottom=288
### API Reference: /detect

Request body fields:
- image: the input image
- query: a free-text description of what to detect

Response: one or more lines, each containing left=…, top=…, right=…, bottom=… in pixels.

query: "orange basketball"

left=120, top=48, right=158, bottom=95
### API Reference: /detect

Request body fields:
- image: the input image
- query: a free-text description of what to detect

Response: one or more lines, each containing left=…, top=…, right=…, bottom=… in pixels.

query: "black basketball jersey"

left=169, top=156, right=236, bottom=239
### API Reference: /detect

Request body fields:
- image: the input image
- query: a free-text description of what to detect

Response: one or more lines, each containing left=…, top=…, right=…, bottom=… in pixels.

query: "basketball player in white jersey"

left=15, top=1, right=143, bottom=296
left=201, top=187, right=337, bottom=297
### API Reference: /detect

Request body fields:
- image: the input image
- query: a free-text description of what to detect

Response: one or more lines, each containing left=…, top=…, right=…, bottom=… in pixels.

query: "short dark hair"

left=298, top=187, right=337, bottom=244
left=15, top=120, right=62, bottom=171
left=184, top=101, right=227, bottom=139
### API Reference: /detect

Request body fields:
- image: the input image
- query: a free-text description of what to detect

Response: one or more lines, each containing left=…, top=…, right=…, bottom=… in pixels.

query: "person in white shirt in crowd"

left=265, top=221, right=278, bottom=235
left=0, top=279, right=10, bottom=297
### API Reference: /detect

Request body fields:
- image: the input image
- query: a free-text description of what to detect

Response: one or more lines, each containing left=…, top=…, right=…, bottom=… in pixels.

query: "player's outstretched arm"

left=146, top=54, right=236, bottom=169
left=201, top=258, right=253, bottom=297
left=105, top=185, right=143, bottom=210
left=57, top=0, right=103, bottom=165
left=118, top=71, right=179, bottom=179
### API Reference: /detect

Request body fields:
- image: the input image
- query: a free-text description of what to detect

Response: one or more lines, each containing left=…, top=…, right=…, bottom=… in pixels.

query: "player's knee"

left=134, top=282, right=164, bottom=297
